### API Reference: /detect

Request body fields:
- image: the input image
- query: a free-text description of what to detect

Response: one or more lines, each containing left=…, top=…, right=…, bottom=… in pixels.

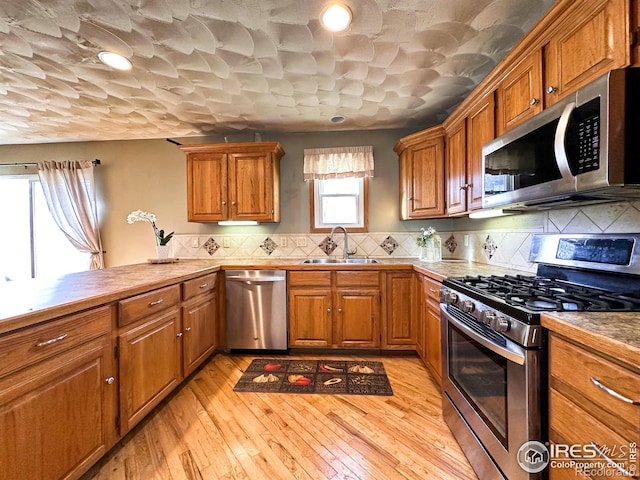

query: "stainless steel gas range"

left=440, top=234, right=640, bottom=480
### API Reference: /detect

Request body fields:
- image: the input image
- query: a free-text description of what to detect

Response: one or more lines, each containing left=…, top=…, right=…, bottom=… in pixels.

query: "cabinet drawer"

left=288, top=271, right=331, bottom=287
left=183, top=273, right=217, bottom=300
left=118, top=285, right=181, bottom=327
left=0, top=305, right=112, bottom=378
left=422, top=276, right=441, bottom=303
left=550, top=335, right=640, bottom=435
left=335, top=271, right=380, bottom=287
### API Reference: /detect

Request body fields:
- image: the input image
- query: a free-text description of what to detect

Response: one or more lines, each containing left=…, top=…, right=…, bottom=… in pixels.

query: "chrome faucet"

left=329, top=225, right=357, bottom=260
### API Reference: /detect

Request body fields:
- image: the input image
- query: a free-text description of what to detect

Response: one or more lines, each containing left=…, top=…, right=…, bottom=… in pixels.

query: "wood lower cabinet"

left=180, top=142, right=284, bottom=222
left=0, top=307, right=116, bottom=480
left=548, top=333, right=640, bottom=479
left=395, top=127, right=445, bottom=219
left=383, top=272, right=416, bottom=350
left=182, top=273, right=218, bottom=376
left=118, top=308, right=182, bottom=433
left=417, top=274, right=443, bottom=385
left=288, top=270, right=381, bottom=348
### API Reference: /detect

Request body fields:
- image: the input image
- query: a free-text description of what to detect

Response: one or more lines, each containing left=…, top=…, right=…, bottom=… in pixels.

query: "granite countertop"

left=542, top=312, right=640, bottom=368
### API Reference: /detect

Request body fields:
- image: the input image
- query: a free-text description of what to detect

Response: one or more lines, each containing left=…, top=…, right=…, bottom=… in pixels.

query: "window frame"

left=308, top=177, right=369, bottom=233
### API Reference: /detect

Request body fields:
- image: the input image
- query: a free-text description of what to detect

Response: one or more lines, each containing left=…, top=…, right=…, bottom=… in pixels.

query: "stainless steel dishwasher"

left=225, top=270, right=287, bottom=351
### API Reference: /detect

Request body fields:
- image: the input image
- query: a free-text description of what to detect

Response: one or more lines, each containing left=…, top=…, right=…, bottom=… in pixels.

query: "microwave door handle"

left=554, top=101, right=577, bottom=181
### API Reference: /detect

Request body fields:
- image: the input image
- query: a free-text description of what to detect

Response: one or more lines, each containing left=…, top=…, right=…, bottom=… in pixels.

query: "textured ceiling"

left=0, top=0, right=554, bottom=145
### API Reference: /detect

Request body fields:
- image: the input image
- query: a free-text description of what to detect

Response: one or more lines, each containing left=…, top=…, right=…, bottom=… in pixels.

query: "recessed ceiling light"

left=98, top=51, right=132, bottom=71
left=320, top=3, right=352, bottom=32
left=330, top=114, right=346, bottom=124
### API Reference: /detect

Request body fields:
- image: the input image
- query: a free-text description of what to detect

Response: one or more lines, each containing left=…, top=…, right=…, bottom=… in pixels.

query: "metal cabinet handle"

left=222, top=201, right=226, bottom=205
left=231, top=201, right=237, bottom=205
left=546, top=86, right=558, bottom=94
left=530, top=98, right=540, bottom=106
left=149, top=298, right=164, bottom=306
left=327, top=308, right=331, bottom=313
left=177, top=332, right=183, bottom=337
left=338, top=308, right=343, bottom=313
left=429, top=288, right=438, bottom=293
left=590, top=377, right=640, bottom=405
left=408, top=196, right=413, bottom=201
left=199, top=283, right=209, bottom=288
left=459, top=185, right=466, bottom=190
left=185, top=327, right=192, bottom=332
left=589, top=441, right=637, bottom=477
left=105, top=377, right=115, bottom=385
left=36, top=333, right=68, bottom=347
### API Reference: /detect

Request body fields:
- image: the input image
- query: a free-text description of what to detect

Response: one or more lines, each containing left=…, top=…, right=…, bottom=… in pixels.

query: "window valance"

left=303, top=145, right=374, bottom=180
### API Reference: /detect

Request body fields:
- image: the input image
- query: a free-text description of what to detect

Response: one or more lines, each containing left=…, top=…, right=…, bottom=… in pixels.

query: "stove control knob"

left=461, top=300, right=475, bottom=313
left=481, top=311, right=495, bottom=325
left=492, top=316, right=511, bottom=333
left=444, top=291, right=458, bottom=303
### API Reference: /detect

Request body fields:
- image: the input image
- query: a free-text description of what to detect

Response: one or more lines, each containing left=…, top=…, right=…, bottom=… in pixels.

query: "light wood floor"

left=82, top=354, right=479, bottom=480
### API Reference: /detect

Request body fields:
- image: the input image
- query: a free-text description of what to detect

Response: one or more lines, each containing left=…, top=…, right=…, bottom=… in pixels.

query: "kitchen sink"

left=301, top=258, right=380, bottom=264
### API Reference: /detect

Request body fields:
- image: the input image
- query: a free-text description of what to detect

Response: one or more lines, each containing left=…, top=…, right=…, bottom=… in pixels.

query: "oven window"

left=449, top=324, right=508, bottom=447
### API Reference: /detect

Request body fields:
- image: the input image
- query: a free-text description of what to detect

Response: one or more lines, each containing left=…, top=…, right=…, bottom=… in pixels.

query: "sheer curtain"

left=303, top=145, right=374, bottom=179
left=37, top=160, right=104, bottom=270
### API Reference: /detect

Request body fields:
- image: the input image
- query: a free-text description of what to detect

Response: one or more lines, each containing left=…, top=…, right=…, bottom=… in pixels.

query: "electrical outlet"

left=223, top=237, right=230, bottom=248
left=191, top=237, right=199, bottom=248
left=296, top=237, right=307, bottom=247
left=464, top=234, right=469, bottom=247
left=280, top=237, right=287, bottom=247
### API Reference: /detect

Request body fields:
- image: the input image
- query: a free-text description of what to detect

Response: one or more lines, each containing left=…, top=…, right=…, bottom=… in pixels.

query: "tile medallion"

left=203, top=237, right=220, bottom=255
left=444, top=234, right=458, bottom=254
left=318, top=236, right=338, bottom=255
left=482, top=235, right=497, bottom=260
left=380, top=235, right=399, bottom=255
left=259, top=237, right=278, bottom=255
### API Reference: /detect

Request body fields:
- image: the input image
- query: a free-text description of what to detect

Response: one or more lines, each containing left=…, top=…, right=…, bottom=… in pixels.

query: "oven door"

left=440, top=304, right=544, bottom=480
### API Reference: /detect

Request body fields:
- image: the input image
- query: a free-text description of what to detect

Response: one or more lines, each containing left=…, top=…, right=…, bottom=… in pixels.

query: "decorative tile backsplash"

left=171, top=201, right=640, bottom=273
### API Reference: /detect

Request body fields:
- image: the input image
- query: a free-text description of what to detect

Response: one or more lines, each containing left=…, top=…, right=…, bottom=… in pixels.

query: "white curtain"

left=303, top=145, right=374, bottom=180
left=37, top=160, right=104, bottom=270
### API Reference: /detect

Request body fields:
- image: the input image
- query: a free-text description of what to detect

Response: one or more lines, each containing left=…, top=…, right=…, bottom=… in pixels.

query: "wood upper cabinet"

left=180, top=142, right=284, bottom=223
left=544, top=0, right=631, bottom=107
left=0, top=306, right=116, bottom=480
left=445, top=118, right=467, bottom=215
left=496, top=49, right=543, bottom=135
left=383, top=272, right=416, bottom=350
left=466, top=93, right=495, bottom=211
left=288, top=270, right=380, bottom=348
left=395, top=127, right=446, bottom=219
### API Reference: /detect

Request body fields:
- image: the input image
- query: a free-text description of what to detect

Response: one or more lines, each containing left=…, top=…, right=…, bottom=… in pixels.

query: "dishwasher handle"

left=226, top=276, right=285, bottom=283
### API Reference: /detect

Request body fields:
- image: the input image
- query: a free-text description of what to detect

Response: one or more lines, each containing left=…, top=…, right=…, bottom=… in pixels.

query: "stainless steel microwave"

left=482, top=68, right=640, bottom=210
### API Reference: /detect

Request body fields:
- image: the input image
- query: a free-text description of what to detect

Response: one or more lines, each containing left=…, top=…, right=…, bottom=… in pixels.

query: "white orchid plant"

left=417, top=227, right=438, bottom=247
left=127, top=210, right=174, bottom=246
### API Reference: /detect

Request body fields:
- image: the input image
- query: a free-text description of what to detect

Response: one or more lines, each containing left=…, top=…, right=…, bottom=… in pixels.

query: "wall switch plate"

left=191, top=237, right=199, bottom=248
left=280, top=237, right=287, bottom=247
left=223, top=237, right=230, bottom=248
left=464, top=234, right=469, bottom=247
left=296, top=237, right=307, bottom=247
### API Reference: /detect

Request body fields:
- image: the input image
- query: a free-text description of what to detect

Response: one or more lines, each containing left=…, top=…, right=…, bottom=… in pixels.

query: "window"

left=309, top=177, right=369, bottom=232
left=0, top=176, right=91, bottom=281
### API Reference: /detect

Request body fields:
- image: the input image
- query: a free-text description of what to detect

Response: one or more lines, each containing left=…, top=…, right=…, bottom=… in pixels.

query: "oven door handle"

left=441, top=305, right=526, bottom=366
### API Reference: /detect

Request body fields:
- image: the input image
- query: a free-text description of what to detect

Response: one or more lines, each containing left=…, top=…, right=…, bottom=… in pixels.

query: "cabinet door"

left=288, top=288, right=332, bottom=347
left=425, top=303, right=442, bottom=386
left=383, top=272, right=416, bottom=349
left=445, top=118, right=467, bottom=215
left=466, top=93, right=495, bottom=211
left=544, top=0, right=630, bottom=106
left=402, top=137, right=445, bottom=219
left=335, top=288, right=380, bottom=348
left=228, top=151, right=275, bottom=221
left=186, top=152, right=228, bottom=222
left=497, top=49, right=543, bottom=135
left=415, top=276, right=427, bottom=360
left=0, top=337, right=115, bottom=480
left=119, top=308, right=182, bottom=433
left=182, top=292, right=217, bottom=376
